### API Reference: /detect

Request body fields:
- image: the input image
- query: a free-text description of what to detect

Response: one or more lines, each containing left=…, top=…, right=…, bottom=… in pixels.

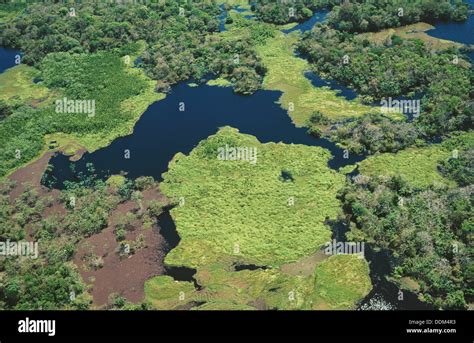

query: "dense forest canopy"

left=0, top=1, right=265, bottom=94
left=252, top=0, right=469, bottom=28
left=327, top=0, right=469, bottom=33
left=1, top=1, right=220, bottom=63
left=253, top=0, right=326, bottom=24
left=340, top=173, right=472, bottom=309
left=300, top=25, right=473, bottom=151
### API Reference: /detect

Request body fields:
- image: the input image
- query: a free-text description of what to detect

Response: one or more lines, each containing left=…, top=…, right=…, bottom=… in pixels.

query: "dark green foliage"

left=254, top=0, right=320, bottom=24
left=339, top=176, right=473, bottom=309
left=253, top=0, right=468, bottom=29
left=306, top=111, right=330, bottom=137
left=1, top=259, right=86, bottom=310
left=0, top=2, right=219, bottom=64
left=118, top=179, right=135, bottom=201
left=327, top=0, right=469, bottom=33
left=299, top=26, right=473, bottom=141
left=0, top=100, right=11, bottom=119
left=308, top=110, right=331, bottom=125
left=61, top=164, right=105, bottom=192
left=232, top=67, right=262, bottom=94
left=299, top=26, right=471, bottom=101
left=143, top=34, right=266, bottom=94
left=63, top=188, right=117, bottom=237
left=439, top=149, right=474, bottom=187
left=416, top=62, right=473, bottom=136
left=0, top=180, right=22, bottom=241
left=0, top=1, right=265, bottom=95
left=329, top=113, right=420, bottom=154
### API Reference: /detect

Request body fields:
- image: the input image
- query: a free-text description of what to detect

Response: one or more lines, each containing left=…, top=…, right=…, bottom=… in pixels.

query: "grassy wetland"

left=161, top=127, right=344, bottom=267
left=143, top=127, right=372, bottom=310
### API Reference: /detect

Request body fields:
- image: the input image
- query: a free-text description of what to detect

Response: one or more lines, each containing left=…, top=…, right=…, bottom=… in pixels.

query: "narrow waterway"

left=305, top=71, right=359, bottom=101
left=157, top=209, right=202, bottom=290
left=282, top=9, right=329, bottom=34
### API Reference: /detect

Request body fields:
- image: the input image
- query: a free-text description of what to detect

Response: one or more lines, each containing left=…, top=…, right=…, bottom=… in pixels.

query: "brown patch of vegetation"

left=7, top=151, right=53, bottom=201
left=6, top=155, right=170, bottom=308
left=74, top=186, right=169, bottom=307
left=360, top=23, right=462, bottom=51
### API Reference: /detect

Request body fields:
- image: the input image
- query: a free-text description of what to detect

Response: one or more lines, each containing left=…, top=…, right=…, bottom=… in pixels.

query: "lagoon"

left=45, top=81, right=365, bottom=187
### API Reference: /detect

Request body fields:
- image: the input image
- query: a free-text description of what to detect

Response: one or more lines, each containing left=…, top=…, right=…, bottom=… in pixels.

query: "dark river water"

left=282, top=9, right=329, bottom=34
left=0, top=47, right=21, bottom=73
left=305, top=71, right=358, bottom=101
left=45, top=81, right=365, bottom=186
left=5, top=4, right=472, bottom=310
left=330, top=221, right=433, bottom=310
left=427, top=0, right=474, bottom=62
